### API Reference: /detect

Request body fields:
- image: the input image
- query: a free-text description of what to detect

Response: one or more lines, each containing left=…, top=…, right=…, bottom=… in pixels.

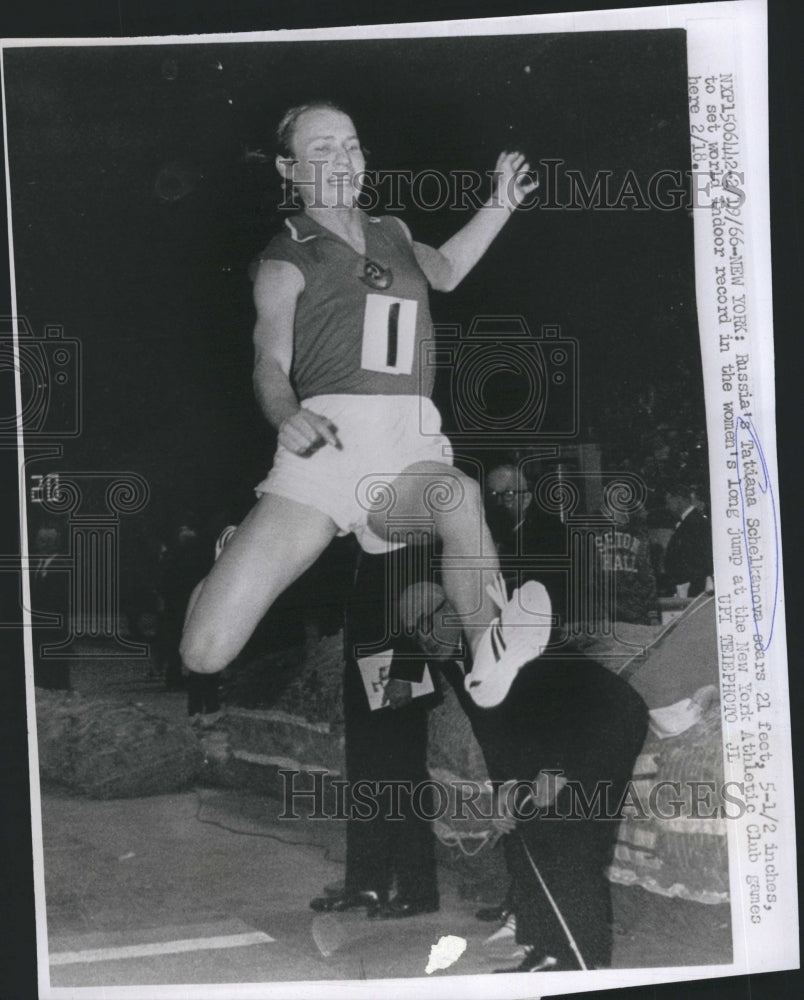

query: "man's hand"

left=531, top=770, right=568, bottom=808
left=492, top=151, right=539, bottom=212
left=382, top=678, right=413, bottom=709
left=278, top=408, right=342, bottom=456
left=492, top=779, right=518, bottom=835
left=491, top=771, right=569, bottom=836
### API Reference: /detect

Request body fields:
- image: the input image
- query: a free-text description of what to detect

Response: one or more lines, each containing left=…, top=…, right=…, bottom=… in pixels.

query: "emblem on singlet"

left=360, top=258, right=393, bottom=290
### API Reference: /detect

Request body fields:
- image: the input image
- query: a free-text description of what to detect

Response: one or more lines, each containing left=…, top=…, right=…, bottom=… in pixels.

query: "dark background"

left=0, top=2, right=801, bottom=999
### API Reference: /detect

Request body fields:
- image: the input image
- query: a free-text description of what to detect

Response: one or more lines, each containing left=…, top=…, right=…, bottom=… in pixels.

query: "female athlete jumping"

left=181, top=101, right=549, bottom=704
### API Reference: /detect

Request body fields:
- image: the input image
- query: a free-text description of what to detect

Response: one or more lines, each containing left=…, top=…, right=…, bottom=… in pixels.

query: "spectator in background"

left=120, top=518, right=164, bottom=645
left=484, top=462, right=568, bottom=633
left=30, top=518, right=70, bottom=691
left=661, top=480, right=714, bottom=598
left=592, top=501, right=659, bottom=626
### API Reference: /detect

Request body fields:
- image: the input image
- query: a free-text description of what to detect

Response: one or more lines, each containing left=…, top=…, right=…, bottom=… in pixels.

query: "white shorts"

left=255, top=394, right=454, bottom=553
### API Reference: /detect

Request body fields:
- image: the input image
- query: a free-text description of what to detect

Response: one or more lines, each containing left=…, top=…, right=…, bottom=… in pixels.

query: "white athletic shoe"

left=466, top=576, right=552, bottom=708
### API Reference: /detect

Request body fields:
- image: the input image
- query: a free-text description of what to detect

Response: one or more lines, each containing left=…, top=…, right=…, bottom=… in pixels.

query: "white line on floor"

left=50, top=930, right=275, bottom=966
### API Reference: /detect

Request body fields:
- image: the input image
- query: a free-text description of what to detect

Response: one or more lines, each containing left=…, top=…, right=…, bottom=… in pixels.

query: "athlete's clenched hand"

left=278, top=408, right=342, bottom=455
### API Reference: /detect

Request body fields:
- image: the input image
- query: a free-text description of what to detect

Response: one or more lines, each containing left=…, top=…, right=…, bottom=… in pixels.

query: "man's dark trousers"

left=342, top=551, right=439, bottom=906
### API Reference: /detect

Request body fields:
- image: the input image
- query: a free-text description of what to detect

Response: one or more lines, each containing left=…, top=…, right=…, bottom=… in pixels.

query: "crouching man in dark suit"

left=408, top=581, right=649, bottom=972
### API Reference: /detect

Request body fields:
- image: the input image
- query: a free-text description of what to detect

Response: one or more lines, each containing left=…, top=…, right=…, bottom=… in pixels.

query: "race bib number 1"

left=360, top=293, right=418, bottom=375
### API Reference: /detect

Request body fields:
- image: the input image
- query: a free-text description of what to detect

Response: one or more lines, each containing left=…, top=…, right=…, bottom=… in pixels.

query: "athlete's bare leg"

left=183, top=580, right=204, bottom=632
left=366, top=460, right=498, bottom=657
left=180, top=492, right=338, bottom=674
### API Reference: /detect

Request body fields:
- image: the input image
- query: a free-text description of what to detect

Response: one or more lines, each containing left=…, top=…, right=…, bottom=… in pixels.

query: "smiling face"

left=276, top=106, right=365, bottom=209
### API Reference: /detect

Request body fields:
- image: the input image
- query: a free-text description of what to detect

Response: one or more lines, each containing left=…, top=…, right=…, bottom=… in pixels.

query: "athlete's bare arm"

left=252, top=259, right=341, bottom=454
left=401, top=151, right=539, bottom=292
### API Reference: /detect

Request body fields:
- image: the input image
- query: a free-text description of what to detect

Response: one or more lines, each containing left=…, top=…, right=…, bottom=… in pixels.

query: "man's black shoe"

left=309, top=889, right=384, bottom=915
left=375, top=896, right=440, bottom=919
left=475, top=903, right=511, bottom=923
left=494, top=949, right=559, bottom=973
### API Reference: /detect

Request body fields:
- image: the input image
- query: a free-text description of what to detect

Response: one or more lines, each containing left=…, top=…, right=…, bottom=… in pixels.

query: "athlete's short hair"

left=275, top=101, right=349, bottom=158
